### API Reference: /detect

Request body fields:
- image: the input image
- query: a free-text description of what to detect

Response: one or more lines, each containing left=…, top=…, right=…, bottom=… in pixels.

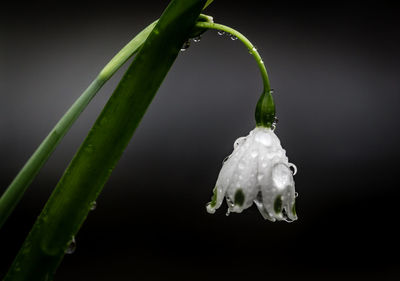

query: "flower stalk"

left=195, top=21, right=276, bottom=128
left=195, top=22, right=271, bottom=92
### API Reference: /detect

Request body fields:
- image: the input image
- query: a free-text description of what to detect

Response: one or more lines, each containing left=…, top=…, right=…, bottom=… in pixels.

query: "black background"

left=1, top=1, right=400, bottom=280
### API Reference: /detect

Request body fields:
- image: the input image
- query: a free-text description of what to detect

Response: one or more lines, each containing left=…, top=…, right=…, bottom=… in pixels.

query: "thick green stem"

left=0, top=21, right=157, bottom=229
left=195, top=21, right=271, bottom=92
left=4, top=1, right=206, bottom=280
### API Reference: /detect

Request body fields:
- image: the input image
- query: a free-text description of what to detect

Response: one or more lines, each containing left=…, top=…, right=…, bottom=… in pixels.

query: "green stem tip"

left=194, top=21, right=275, bottom=128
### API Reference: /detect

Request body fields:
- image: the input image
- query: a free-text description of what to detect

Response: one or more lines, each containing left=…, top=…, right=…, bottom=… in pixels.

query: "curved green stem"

left=195, top=21, right=271, bottom=92
left=0, top=20, right=157, bottom=229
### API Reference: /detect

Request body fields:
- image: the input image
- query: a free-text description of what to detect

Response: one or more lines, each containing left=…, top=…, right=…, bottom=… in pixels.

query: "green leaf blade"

left=5, top=0, right=206, bottom=280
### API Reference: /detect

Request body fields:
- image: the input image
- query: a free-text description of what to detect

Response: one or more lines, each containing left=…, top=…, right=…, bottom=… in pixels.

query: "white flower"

left=206, top=127, right=298, bottom=222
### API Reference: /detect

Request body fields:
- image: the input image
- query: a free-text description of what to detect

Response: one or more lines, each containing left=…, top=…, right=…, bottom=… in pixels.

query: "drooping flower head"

left=200, top=21, right=298, bottom=222
left=206, top=126, right=298, bottom=222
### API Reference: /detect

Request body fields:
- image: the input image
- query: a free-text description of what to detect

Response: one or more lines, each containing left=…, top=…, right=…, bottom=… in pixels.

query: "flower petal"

left=206, top=133, right=250, bottom=213
left=225, top=135, right=259, bottom=213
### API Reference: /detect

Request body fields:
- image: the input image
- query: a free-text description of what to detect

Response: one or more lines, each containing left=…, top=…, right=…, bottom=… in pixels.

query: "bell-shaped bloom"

left=206, top=127, right=297, bottom=222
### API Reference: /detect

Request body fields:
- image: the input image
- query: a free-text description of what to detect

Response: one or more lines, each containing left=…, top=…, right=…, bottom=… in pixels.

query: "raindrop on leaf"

left=65, top=237, right=76, bottom=254
left=180, top=40, right=190, bottom=52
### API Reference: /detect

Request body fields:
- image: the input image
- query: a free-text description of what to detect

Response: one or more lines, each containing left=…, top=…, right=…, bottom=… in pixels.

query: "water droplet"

left=238, top=163, right=245, bottom=170
left=272, top=164, right=292, bottom=190
left=222, top=155, right=230, bottom=164
left=260, top=60, right=264, bottom=64
left=251, top=151, right=258, bottom=158
left=294, top=192, right=299, bottom=198
left=225, top=197, right=234, bottom=216
left=234, top=137, right=246, bottom=149
left=226, top=197, right=234, bottom=208
left=282, top=208, right=294, bottom=223
left=257, top=174, right=264, bottom=181
left=180, top=40, right=190, bottom=51
left=230, top=35, right=238, bottom=41
left=65, top=237, right=76, bottom=254
left=269, top=89, right=274, bottom=94
left=289, top=163, right=297, bottom=175
left=272, top=116, right=278, bottom=131
left=217, top=30, right=225, bottom=36
left=249, top=46, right=257, bottom=54
left=193, top=36, right=201, bottom=43
left=90, top=201, right=97, bottom=211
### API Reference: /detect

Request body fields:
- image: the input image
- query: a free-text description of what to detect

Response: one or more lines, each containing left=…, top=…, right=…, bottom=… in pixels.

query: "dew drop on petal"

left=289, top=163, right=297, bottom=175
left=222, top=155, right=230, bottom=164
left=282, top=209, right=294, bottom=223
left=257, top=174, right=264, bottom=181
left=234, top=137, right=246, bottom=149
left=272, top=164, right=292, bottom=190
left=65, top=237, right=76, bottom=254
left=225, top=197, right=235, bottom=216
left=226, top=197, right=235, bottom=208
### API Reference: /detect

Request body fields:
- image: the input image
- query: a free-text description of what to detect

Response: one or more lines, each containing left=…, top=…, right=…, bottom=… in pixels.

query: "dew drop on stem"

left=249, top=46, right=257, bottom=54
left=217, top=30, right=225, bottom=36
left=230, top=35, right=238, bottom=41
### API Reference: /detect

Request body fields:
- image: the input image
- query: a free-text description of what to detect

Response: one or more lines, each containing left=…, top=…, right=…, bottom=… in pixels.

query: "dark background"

left=1, top=0, right=400, bottom=280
